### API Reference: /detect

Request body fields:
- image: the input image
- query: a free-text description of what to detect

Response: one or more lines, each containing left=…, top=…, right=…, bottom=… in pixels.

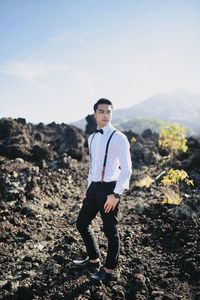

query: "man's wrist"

left=113, top=192, right=121, bottom=199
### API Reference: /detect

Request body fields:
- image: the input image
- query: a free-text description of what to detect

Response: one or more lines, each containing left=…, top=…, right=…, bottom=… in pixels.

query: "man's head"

left=93, top=98, right=113, bottom=128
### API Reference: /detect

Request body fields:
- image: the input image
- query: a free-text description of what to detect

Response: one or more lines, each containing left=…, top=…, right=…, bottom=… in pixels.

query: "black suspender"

left=101, top=130, right=117, bottom=182
left=89, top=132, right=96, bottom=164
left=89, top=130, right=117, bottom=183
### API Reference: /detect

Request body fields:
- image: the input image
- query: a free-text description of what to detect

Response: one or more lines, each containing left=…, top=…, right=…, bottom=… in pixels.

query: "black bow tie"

left=95, top=128, right=103, bottom=134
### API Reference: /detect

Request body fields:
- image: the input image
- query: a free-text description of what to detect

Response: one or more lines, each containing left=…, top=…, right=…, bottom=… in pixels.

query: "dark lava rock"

left=0, top=117, right=86, bottom=163
left=85, top=114, right=97, bottom=135
left=0, top=119, right=200, bottom=300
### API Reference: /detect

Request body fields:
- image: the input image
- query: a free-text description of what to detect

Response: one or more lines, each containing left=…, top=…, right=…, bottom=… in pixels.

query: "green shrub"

left=159, top=123, right=188, bottom=156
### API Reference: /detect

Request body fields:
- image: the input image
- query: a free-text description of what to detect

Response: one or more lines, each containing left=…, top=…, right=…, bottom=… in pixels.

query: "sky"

left=0, top=0, right=200, bottom=124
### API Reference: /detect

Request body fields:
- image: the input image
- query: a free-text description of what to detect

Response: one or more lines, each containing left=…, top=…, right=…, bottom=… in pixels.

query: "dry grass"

left=134, top=175, right=153, bottom=188
left=159, top=186, right=182, bottom=205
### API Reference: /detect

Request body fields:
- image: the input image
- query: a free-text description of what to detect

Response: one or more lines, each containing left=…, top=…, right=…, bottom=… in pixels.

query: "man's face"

left=94, top=104, right=113, bottom=128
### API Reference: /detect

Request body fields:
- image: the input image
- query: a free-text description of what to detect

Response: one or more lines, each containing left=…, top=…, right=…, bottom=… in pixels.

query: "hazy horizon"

left=1, top=0, right=200, bottom=124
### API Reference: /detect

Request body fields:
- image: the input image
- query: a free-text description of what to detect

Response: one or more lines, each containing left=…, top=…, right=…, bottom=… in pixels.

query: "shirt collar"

left=97, top=123, right=114, bottom=135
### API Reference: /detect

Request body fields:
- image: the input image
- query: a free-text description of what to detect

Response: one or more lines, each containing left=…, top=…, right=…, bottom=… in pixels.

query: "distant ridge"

left=72, top=89, right=200, bottom=134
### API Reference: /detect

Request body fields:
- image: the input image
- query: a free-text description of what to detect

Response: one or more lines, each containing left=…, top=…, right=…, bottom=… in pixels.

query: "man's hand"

left=104, top=194, right=119, bottom=213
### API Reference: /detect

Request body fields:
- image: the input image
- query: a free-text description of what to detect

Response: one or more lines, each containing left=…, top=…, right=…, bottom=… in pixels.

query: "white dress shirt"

left=87, top=123, right=132, bottom=194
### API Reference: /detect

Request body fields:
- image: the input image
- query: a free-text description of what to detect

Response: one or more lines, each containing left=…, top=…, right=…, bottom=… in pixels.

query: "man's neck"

left=97, top=122, right=112, bottom=129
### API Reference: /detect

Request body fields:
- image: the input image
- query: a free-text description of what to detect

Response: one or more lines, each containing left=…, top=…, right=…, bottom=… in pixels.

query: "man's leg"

left=99, top=181, right=120, bottom=270
left=100, top=204, right=120, bottom=270
left=76, top=190, right=100, bottom=260
left=91, top=182, right=120, bottom=282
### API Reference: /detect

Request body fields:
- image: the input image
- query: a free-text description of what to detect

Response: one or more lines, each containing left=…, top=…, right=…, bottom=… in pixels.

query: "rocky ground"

left=0, top=118, right=199, bottom=300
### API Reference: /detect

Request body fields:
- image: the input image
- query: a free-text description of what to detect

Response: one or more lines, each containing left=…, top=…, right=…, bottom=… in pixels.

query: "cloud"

left=0, top=59, right=68, bottom=84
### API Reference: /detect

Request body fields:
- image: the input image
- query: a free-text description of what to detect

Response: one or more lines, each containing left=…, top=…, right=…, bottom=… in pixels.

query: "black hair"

left=93, top=98, right=113, bottom=112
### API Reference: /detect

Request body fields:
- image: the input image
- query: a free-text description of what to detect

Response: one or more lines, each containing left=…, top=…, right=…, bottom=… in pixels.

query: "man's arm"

left=87, top=134, right=92, bottom=189
left=104, top=133, right=132, bottom=213
left=113, top=133, right=132, bottom=195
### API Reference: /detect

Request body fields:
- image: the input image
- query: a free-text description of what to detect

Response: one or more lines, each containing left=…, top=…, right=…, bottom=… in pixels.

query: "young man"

left=73, top=98, right=132, bottom=282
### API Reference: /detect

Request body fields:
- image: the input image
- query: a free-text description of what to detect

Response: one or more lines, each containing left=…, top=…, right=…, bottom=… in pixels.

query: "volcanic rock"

left=0, top=118, right=199, bottom=300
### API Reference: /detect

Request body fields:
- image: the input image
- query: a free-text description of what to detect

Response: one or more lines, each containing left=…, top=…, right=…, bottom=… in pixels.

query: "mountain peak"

left=111, top=89, right=200, bottom=134
left=171, top=88, right=197, bottom=97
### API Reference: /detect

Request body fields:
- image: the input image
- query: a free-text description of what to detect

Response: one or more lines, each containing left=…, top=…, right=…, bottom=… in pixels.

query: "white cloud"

left=0, top=59, right=68, bottom=84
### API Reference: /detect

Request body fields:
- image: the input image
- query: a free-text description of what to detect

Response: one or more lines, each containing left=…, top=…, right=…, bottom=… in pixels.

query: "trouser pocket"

left=104, top=181, right=116, bottom=196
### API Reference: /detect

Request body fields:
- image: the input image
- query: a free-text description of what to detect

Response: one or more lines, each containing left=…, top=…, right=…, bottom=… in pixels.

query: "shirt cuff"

left=113, top=188, right=123, bottom=195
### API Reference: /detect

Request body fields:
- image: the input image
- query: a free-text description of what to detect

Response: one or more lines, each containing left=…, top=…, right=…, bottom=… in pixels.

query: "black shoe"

left=91, top=268, right=114, bottom=282
left=73, top=257, right=100, bottom=269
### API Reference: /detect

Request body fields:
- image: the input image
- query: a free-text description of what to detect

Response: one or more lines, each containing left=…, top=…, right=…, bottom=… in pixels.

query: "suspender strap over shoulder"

left=89, top=132, right=96, bottom=162
left=101, top=130, right=117, bottom=182
left=89, top=129, right=117, bottom=183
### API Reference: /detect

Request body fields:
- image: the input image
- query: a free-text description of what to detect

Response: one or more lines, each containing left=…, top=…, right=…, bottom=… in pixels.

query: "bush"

left=159, top=124, right=188, bottom=156
left=159, top=168, right=194, bottom=205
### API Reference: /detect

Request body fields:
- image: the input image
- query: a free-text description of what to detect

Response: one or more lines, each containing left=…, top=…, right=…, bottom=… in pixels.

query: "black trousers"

left=76, top=181, right=120, bottom=269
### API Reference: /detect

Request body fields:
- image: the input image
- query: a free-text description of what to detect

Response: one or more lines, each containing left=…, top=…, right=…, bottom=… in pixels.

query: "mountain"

left=113, top=89, right=200, bottom=121
left=72, top=89, right=200, bottom=134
